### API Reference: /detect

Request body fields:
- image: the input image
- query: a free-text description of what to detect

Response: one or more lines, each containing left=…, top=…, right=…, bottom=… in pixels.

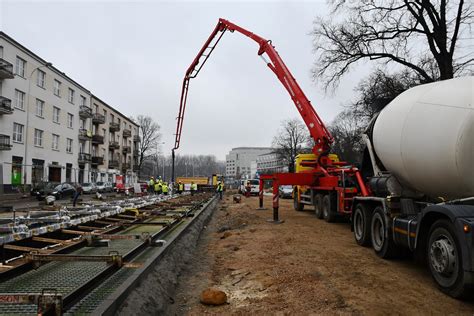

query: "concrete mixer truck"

left=173, top=18, right=474, bottom=298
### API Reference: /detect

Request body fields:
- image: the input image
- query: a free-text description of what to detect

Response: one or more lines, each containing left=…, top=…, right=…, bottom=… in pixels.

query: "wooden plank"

left=4, top=244, right=45, bottom=252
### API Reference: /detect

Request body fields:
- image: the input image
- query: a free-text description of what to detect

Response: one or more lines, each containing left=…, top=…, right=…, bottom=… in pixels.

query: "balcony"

left=91, top=156, right=104, bottom=166
left=122, top=163, right=131, bottom=171
left=0, top=58, right=14, bottom=79
left=108, top=160, right=119, bottom=169
left=78, top=153, right=91, bottom=164
left=109, top=122, right=120, bottom=132
left=92, top=134, right=104, bottom=144
left=133, top=135, right=140, bottom=142
left=122, top=129, right=131, bottom=138
left=109, top=141, right=120, bottom=149
left=0, top=134, right=12, bottom=150
left=79, top=105, right=93, bottom=119
left=0, top=96, right=13, bottom=115
left=92, top=113, right=105, bottom=125
left=78, top=129, right=91, bottom=141
left=122, top=145, right=131, bottom=154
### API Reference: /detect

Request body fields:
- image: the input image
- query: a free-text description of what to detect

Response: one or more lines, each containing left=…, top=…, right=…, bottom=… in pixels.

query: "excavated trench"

left=102, top=195, right=220, bottom=315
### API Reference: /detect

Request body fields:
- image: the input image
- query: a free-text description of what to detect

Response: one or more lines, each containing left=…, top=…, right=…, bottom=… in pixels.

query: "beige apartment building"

left=90, top=95, right=140, bottom=184
left=0, top=31, right=140, bottom=192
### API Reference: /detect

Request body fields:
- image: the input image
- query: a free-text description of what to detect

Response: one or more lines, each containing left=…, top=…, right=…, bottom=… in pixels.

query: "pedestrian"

left=178, top=181, right=184, bottom=194
left=162, top=182, right=169, bottom=195
left=154, top=181, right=162, bottom=195
left=148, top=177, right=155, bottom=194
left=216, top=181, right=223, bottom=200
left=72, top=183, right=83, bottom=207
left=245, top=181, right=251, bottom=198
left=190, top=181, right=197, bottom=196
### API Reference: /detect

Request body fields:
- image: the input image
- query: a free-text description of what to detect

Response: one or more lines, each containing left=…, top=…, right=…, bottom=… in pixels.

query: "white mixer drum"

left=372, top=76, right=474, bottom=200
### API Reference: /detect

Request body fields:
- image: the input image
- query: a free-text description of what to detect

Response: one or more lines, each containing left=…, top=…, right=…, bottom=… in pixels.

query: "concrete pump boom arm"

left=174, top=18, right=333, bottom=155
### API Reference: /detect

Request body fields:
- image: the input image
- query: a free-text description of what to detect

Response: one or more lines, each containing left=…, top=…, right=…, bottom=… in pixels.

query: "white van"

left=239, top=179, right=260, bottom=195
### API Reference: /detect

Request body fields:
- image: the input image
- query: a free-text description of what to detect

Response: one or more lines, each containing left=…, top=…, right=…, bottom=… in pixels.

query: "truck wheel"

left=294, top=193, right=304, bottom=212
left=353, top=204, right=372, bottom=246
left=322, top=195, right=336, bottom=223
left=371, top=207, right=399, bottom=258
left=427, top=219, right=470, bottom=298
left=314, top=194, right=323, bottom=219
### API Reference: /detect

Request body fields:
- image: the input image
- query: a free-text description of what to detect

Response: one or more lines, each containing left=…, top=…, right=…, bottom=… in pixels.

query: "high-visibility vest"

left=162, top=184, right=168, bottom=193
left=149, top=179, right=155, bottom=186
left=179, top=183, right=184, bottom=190
left=154, top=183, right=161, bottom=191
left=191, top=183, right=197, bottom=191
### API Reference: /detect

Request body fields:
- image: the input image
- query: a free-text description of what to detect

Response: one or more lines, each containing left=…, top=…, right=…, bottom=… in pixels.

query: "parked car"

left=31, top=182, right=59, bottom=200
left=279, top=185, right=293, bottom=199
left=82, top=183, right=97, bottom=194
left=96, top=181, right=113, bottom=193
left=31, top=182, right=58, bottom=197
left=34, top=183, right=76, bottom=200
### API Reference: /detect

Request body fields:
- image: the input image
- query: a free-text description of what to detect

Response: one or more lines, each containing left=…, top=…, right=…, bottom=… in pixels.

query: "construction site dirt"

left=170, top=193, right=474, bottom=315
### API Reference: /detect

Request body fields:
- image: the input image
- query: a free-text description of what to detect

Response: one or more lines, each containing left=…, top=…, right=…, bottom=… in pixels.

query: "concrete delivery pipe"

left=372, top=76, right=474, bottom=200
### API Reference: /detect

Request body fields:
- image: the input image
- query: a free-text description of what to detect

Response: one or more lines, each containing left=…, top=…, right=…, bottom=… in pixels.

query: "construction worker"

left=190, top=181, right=197, bottom=196
left=216, top=181, right=223, bottom=200
left=178, top=181, right=184, bottom=194
left=162, top=182, right=169, bottom=195
left=154, top=180, right=162, bottom=195
left=148, top=177, right=155, bottom=194
left=245, top=181, right=251, bottom=198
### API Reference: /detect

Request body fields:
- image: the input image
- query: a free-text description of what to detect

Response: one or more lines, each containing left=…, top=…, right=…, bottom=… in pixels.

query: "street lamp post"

left=23, top=62, right=53, bottom=188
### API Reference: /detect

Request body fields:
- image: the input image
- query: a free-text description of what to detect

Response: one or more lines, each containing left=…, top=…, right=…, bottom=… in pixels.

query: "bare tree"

left=328, top=110, right=367, bottom=164
left=312, top=0, right=473, bottom=89
left=351, top=69, right=417, bottom=123
left=135, top=115, right=161, bottom=175
left=272, top=118, right=310, bottom=172
left=328, top=69, right=416, bottom=163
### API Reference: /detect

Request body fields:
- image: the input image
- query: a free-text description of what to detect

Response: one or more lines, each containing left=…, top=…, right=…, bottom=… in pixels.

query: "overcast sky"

left=0, top=0, right=371, bottom=160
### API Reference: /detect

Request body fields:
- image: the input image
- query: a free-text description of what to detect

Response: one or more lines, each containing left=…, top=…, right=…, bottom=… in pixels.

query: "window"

left=67, top=113, right=73, bottom=128
left=12, top=123, right=24, bottom=143
left=53, top=106, right=60, bottom=123
left=53, top=80, right=61, bottom=96
left=14, top=89, right=25, bottom=110
left=37, top=70, right=45, bottom=88
left=102, top=128, right=106, bottom=142
left=15, top=56, right=26, bottom=77
left=0, top=46, right=3, bottom=58
left=80, top=119, right=85, bottom=129
left=80, top=95, right=86, bottom=106
left=68, top=88, right=75, bottom=104
left=34, top=129, right=43, bottom=147
left=66, top=138, right=73, bottom=153
left=103, top=110, right=107, bottom=122
left=94, top=103, right=98, bottom=113
left=35, top=99, right=44, bottom=117
left=110, top=114, right=114, bottom=123
left=52, top=134, right=59, bottom=150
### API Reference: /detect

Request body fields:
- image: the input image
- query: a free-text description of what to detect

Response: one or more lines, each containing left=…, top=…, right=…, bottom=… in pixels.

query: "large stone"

left=200, top=288, right=228, bottom=306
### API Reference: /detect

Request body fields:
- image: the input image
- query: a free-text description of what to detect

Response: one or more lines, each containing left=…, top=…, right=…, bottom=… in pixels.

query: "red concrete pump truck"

left=173, top=18, right=474, bottom=298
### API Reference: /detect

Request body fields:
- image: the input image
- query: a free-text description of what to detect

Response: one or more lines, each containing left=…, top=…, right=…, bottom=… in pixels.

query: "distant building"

left=225, top=147, right=272, bottom=180
left=256, top=152, right=288, bottom=174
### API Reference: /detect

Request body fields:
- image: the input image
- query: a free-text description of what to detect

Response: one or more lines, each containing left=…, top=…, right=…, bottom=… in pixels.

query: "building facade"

left=90, top=95, right=140, bottom=185
left=225, top=147, right=272, bottom=180
left=256, top=152, right=288, bottom=174
left=0, top=31, right=139, bottom=192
